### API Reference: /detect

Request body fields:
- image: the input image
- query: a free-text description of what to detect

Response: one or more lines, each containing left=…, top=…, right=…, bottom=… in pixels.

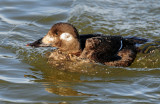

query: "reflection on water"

left=0, top=0, right=160, bottom=103
left=26, top=68, right=94, bottom=96
left=25, top=65, right=123, bottom=97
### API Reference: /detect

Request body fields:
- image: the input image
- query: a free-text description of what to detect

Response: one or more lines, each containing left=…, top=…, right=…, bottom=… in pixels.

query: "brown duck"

left=27, top=23, right=147, bottom=67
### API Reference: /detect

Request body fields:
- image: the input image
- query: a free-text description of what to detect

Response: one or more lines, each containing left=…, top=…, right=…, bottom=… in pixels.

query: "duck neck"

left=68, top=39, right=82, bottom=56
left=60, top=38, right=82, bottom=56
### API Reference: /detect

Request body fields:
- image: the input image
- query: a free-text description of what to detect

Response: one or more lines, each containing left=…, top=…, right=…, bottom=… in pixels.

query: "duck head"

left=28, top=23, right=82, bottom=54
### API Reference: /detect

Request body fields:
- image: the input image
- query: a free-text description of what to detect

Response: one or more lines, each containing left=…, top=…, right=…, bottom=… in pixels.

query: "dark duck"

left=27, top=23, right=147, bottom=67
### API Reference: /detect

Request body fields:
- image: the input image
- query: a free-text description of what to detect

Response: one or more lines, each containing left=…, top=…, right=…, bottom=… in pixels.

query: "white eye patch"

left=60, top=33, right=73, bottom=41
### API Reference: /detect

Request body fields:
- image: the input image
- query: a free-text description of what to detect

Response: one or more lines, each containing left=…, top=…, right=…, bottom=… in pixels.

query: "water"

left=0, top=0, right=160, bottom=104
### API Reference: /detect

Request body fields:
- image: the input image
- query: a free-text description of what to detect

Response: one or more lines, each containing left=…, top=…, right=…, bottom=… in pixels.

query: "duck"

left=27, top=22, right=147, bottom=67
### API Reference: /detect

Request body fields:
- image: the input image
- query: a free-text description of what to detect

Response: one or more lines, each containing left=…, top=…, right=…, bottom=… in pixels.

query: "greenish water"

left=0, top=0, right=160, bottom=104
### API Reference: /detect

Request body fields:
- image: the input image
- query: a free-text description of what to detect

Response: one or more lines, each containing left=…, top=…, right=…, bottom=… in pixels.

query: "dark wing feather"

left=80, top=36, right=123, bottom=63
left=79, top=34, right=104, bottom=50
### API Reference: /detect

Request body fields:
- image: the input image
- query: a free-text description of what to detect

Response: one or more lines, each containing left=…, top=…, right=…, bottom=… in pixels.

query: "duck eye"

left=55, top=32, right=58, bottom=35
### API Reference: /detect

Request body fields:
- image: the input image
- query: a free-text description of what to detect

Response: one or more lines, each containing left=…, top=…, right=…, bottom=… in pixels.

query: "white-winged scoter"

left=27, top=23, right=147, bottom=67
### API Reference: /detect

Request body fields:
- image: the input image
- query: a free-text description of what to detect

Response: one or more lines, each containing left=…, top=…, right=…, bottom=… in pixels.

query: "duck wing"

left=80, top=36, right=123, bottom=63
left=79, top=34, right=104, bottom=50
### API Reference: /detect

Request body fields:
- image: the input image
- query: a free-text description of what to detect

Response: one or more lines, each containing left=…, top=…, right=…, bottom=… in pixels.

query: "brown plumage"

left=27, top=23, right=147, bottom=67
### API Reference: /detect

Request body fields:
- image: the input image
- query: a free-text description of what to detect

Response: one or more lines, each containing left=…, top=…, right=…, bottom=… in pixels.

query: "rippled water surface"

left=0, top=0, right=160, bottom=104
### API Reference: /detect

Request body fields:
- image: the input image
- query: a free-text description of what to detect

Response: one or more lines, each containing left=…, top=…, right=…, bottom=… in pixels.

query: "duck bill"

left=26, top=37, right=52, bottom=47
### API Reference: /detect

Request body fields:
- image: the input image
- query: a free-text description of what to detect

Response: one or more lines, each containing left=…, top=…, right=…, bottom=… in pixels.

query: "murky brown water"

left=0, top=0, right=160, bottom=104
